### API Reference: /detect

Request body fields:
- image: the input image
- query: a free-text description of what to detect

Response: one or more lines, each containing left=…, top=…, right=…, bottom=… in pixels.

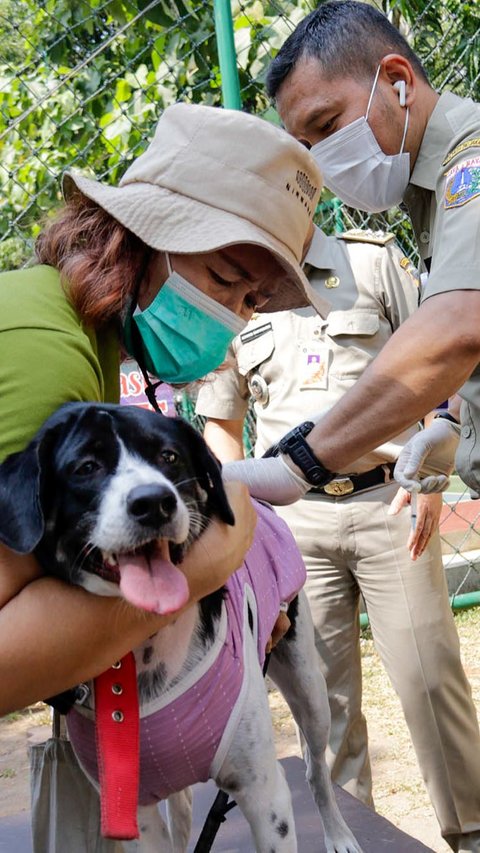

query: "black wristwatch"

left=264, top=421, right=336, bottom=487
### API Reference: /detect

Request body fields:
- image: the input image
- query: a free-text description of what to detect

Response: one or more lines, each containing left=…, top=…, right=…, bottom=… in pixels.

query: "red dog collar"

left=94, top=652, right=140, bottom=839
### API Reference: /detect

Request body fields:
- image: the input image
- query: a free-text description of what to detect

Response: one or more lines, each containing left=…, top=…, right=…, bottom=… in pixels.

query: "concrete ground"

left=0, top=757, right=433, bottom=852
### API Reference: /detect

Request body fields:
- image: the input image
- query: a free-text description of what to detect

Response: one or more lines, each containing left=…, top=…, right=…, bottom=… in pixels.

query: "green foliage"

left=0, top=0, right=478, bottom=270
left=378, top=0, right=479, bottom=96
left=0, top=0, right=222, bottom=269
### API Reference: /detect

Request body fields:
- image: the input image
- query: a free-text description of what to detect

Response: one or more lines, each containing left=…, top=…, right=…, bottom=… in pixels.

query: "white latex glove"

left=394, top=418, right=461, bottom=493
left=222, top=455, right=311, bottom=505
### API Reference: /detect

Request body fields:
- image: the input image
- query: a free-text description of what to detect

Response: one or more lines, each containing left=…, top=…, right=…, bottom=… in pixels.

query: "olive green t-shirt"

left=0, top=264, right=120, bottom=462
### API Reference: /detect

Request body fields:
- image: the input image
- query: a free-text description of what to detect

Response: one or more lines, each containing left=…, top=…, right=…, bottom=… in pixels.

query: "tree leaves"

left=0, top=0, right=478, bottom=270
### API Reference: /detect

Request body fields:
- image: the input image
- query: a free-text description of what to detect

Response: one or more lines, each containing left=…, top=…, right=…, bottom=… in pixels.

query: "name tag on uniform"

left=300, top=342, right=329, bottom=390
left=240, top=322, right=273, bottom=344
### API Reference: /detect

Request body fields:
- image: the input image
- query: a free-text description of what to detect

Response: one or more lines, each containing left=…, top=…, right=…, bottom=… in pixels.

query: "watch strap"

left=276, top=421, right=336, bottom=487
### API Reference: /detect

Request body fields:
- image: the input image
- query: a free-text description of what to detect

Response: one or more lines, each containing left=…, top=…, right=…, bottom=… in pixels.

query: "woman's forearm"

left=0, top=577, right=170, bottom=715
left=0, top=481, right=255, bottom=716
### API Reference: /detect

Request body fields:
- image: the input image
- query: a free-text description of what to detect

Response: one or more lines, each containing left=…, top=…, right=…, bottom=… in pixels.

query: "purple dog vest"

left=67, top=501, right=306, bottom=804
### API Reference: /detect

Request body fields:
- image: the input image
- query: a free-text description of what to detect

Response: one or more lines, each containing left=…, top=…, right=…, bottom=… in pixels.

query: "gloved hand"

left=222, top=455, right=311, bottom=505
left=394, top=418, right=461, bottom=493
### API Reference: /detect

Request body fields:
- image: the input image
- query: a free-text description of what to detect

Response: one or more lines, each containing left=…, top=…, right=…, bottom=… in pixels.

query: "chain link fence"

left=1, top=0, right=480, bottom=600
left=0, top=0, right=227, bottom=268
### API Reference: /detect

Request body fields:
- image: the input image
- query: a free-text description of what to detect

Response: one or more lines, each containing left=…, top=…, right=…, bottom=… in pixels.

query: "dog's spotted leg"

left=223, top=759, right=297, bottom=853
left=214, top=624, right=297, bottom=852
left=268, top=591, right=363, bottom=853
left=166, top=788, right=193, bottom=852
left=122, top=804, right=173, bottom=853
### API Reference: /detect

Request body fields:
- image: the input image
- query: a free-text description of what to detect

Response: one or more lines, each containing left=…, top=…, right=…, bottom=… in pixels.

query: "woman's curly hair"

left=35, top=192, right=154, bottom=329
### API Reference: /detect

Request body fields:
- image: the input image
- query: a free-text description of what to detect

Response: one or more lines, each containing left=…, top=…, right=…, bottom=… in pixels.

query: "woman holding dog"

left=0, top=102, right=325, bottom=715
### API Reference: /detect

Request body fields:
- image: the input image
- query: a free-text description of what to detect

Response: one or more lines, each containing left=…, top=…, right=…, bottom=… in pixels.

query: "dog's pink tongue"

left=118, top=542, right=189, bottom=615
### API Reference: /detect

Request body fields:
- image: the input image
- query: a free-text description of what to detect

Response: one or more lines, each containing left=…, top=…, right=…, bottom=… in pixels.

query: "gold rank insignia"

left=442, top=137, right=480, bottom=168
left=338, top=228, right=395, bottom=246
left=399, top=255, right=420, bottom=286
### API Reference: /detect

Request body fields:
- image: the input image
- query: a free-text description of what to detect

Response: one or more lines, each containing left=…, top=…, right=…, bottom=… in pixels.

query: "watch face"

left=299, top=421, right=315, bottom=437
left=281, top=422, right=313, bottom=446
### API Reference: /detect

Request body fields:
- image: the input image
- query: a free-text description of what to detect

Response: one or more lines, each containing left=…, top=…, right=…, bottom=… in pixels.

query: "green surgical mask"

left=123, top=258, right=246, bottom=384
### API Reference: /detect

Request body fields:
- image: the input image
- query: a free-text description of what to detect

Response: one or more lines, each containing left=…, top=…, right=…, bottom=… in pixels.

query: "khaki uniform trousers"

left=277, top=480, right=480, bottom=849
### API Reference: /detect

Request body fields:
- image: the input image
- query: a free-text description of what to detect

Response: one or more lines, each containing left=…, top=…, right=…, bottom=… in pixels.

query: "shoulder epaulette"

left=338, top=228, right=395, bottom=246
left=442, top=136, right=480, bottom=168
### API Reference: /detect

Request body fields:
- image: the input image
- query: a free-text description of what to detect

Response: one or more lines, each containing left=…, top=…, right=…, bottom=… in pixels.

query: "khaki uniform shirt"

left=403, top=91, right=480, bottom=490
left=196, top=227, right=420, bottom=474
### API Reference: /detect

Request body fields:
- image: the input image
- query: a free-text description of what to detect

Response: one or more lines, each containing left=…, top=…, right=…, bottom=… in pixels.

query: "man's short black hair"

left=266, top=0, right=429, bottom=100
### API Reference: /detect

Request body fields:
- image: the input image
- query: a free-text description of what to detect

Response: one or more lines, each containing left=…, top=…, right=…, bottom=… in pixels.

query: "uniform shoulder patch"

left=338, top=228, right=395, bottom=246
left=444, top=156, right=480, bottom=209
left=442, top=136, right=480, bottom=168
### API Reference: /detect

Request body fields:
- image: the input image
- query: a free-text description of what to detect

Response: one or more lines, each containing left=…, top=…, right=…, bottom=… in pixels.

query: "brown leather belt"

left=309, top=462, right=396, bottom=497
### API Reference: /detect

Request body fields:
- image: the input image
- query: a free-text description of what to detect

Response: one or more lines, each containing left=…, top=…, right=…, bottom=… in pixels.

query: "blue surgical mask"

left=123, top=256, right=246, bottom=384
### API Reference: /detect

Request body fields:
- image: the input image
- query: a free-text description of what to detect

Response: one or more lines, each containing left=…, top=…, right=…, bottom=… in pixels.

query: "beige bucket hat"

left=63, top=102, right=329, bottom=317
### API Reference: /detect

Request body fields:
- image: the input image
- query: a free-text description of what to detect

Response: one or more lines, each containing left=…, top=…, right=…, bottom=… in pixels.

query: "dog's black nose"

left=127, top=484, right=177, bottom=527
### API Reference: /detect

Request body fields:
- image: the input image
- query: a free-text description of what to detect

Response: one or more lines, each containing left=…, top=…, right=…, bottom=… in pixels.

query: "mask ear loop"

left=399, top=106, right=409, bottom=154
left=365, top=64, right=409, bottom=155
left=125, top=253, right=168, bottom=415
left=129, top=323, right=165, bottom=415
left=365, top=64, right=382, bottom=122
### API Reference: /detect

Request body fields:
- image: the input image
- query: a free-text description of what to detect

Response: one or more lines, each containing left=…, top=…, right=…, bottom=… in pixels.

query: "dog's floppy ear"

left=0, top=438, right=48, bottom=553
left=0, top=403, right=77, bottom=553
left=183, top=422, right=235, bottom=526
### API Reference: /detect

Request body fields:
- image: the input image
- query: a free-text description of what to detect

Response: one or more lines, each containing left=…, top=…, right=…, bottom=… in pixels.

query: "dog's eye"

left=75, top=460, right=100, bottom=476
left=161, top=450, right=178, bottom=464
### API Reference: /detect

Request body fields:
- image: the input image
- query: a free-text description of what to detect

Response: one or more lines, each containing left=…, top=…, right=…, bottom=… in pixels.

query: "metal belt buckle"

left=324, top=478, right=354, bottom=496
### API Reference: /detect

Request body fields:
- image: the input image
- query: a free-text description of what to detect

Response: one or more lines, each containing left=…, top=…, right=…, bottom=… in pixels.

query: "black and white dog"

left=0, top=403, right=361, bottom=853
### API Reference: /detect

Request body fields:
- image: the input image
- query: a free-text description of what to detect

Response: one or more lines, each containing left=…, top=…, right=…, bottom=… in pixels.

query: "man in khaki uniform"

left=196, top=225, right=480, bottom=839
left=399, top=91, right=480, bottom=492
left=257, top=1, right=480, bottom=513
left=219, top=5, right=480, bottom=849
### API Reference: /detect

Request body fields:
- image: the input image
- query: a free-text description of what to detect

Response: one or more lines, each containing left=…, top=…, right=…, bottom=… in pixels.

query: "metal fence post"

left=213, top=0, right=242, bottom=110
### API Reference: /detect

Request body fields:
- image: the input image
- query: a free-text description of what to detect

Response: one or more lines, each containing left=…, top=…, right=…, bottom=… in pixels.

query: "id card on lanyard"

left=300, top=341, right=330, bottom=390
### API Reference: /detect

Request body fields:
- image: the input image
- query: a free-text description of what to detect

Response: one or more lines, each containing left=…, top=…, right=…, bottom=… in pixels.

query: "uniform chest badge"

left=444, top=157, right=480, bottom=209
left=248, top=374, right=269, bottom=407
